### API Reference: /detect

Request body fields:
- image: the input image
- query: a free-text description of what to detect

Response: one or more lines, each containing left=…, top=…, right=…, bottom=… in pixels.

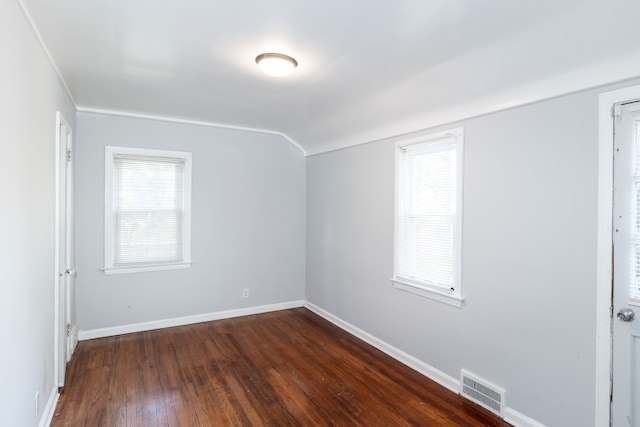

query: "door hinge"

left=66, top=323, right=72, bottom=337
left=66, top=149, right=72, bottom=162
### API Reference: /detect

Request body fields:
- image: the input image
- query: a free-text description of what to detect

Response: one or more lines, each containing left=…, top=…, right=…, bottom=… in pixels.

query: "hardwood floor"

left=52, top=308, right=512, bottom=426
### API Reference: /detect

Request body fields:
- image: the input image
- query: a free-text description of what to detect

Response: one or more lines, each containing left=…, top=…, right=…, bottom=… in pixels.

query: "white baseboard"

left=304, top=301, right=545, bottom=427
left=78, top=300, right=305, bottom=340
left=504, top=408, right=546, bottom=427
left=303, top=302, right=459, bottom=392
left=39, top=387, right=58, bottom=427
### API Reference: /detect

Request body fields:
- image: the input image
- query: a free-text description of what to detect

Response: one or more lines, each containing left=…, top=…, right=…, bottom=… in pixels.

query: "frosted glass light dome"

left=255, top=53, right=298, bottom=77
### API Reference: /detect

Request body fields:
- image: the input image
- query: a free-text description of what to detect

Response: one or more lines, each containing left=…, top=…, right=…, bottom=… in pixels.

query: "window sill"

left=103, top=261, right=192, bottom=275
left=392, top=278, right=464, bottom=308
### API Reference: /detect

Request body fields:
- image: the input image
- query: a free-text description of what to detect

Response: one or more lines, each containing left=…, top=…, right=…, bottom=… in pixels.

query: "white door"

left=63, top=121, right=76, bottom=363
left=55, top=112, right=75, bottom=388
left=612, top=100, right=640, bottom=426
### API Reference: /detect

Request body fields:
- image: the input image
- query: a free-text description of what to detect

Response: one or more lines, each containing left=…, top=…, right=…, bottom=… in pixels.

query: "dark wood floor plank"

left=52, top=308, right=512, bottom=427
left=267, top=310, right=429, bottom=425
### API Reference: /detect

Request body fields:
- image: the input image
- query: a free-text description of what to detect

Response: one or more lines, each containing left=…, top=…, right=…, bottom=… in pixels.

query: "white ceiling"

left=20, top=0, right=640, bottom=155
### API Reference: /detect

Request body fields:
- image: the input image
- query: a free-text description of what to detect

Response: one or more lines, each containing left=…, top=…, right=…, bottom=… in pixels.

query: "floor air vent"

left=460, top=370, right=506, bottom=417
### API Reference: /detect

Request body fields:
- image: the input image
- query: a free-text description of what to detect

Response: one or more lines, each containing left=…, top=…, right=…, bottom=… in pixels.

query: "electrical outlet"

left=242, top=289, right=249, bottom=298
left=35, top=391, right=39, bottom=416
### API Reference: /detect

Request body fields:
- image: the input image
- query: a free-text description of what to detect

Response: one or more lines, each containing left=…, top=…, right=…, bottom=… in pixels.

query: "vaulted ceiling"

left=20, top=0, right=640, bottom=155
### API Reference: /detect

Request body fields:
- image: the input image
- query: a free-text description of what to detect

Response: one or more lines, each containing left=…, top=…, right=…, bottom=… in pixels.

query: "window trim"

left=392, top=127, right=465, bottom=308
left=103, top=146, right=192, bottom=275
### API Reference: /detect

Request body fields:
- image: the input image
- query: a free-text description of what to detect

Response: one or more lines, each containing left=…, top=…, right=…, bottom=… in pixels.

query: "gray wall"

left=6, top=0, right=636, bottom=422
left=306, top=85, right=617, bottom=426
left=1, top=1, right=76, bottom=425
left=75, top=113, right=306, bottom=330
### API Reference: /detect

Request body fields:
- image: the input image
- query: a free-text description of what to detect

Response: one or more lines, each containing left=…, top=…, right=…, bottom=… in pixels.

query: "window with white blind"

left=392, top=128, right=464, bottom=307
left=104, top=146, right=192, bottom=274
left=630, top=112, right=640, bottom=303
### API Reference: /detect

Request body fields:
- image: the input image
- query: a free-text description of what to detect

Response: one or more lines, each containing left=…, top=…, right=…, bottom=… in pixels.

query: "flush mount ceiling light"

left=255, top=53, right=298, bottom=77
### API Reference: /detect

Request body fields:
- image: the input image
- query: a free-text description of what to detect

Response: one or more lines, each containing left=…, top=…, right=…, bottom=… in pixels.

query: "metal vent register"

left=460, top=370, right=506, bottom=417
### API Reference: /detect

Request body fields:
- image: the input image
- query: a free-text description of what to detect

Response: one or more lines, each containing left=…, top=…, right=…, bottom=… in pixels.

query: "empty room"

left=4, top=1, right=640, bottom=426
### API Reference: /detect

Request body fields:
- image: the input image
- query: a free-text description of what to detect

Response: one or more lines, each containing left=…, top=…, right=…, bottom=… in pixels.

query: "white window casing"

left=392, top=128, right=465, bottom=307
left=104, top=146, right=192, bottom=274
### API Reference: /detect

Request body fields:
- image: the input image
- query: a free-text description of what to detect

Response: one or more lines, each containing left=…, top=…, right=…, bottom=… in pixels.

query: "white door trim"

left=53, top=111, right=72, bottom=388
left=53, top=111, right=62, bottom=389
left=596, top=84, right=640, bottom=426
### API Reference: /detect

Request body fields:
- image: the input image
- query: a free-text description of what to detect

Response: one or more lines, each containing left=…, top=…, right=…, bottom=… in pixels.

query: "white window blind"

left=397, top=139, right=456, bottom=290
left=104, top=147, right=192, bottom=274
left=393, top=128, right=464, bottom=306
left=114, top=155, right=185, bottom=265
left=632, top=117, right=640, bottom=302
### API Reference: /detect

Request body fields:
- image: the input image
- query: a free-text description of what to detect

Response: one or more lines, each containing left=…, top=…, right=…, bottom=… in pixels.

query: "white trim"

left=78, top=300, right=305, bottom=340
left=596, top=84, right=640, bottom=427
left=38, top=387, right=58, bottom=427
left=77, top=107, right=307, bottom=156
left=392, top=279, right=464, bottom=308
left=53, top=111, right=72, bottom=389
left=393, top=127, right=465, bottom=305
left=53, top=112, right=62, bottom=394
left=305, top=301, right=544, bottom=427
left=503, top=408, right=546, bottom=427
left=104, top=146, right=193, bottom=274
left=103, top=261, right=192, bottom=275
left=16, top=0, right=77, bottom=107
left=394, top=128, right=462, bottom=149
left=304, top=301, right=459, bottom=393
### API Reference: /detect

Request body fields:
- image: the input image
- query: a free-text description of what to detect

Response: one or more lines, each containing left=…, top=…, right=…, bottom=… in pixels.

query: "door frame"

left=53, top=111, right=73, bottom=388
left=596, top=84, right=640, bottom=426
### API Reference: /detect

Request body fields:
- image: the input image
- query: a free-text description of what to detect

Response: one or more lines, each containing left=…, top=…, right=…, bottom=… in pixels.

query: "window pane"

left=113, top=156, right=185, bottom=266
left=399, top=214, right=453, bottom=287
left=115, top=210, right=182, bottom=264
left=397, top=136, right=458, bottom=291
left=412, top=150, right=455, bottom=215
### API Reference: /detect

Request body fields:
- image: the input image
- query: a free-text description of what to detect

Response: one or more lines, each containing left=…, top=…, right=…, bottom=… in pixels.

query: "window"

left=104, top=146, right=192, bottom=274
left=392, top=128, right=464, bottom=307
